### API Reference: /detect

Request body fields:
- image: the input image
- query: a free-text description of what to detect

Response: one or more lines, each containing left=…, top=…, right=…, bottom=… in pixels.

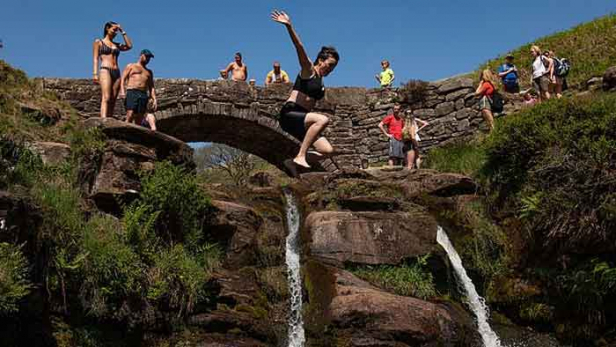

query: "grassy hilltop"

left=478, top=13, right=616, bottom=88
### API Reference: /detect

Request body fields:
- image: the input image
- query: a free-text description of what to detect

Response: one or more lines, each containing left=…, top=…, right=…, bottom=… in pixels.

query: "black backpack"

left=491, top=92, right=505, bottom=113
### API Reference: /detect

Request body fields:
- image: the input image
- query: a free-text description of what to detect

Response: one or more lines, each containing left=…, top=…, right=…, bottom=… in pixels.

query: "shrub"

left=78, top=215, right=144, bottom=319
left=0, top=243, right=32, bottom=314
left=482, top=93, right=616, bottom=254
left=351, top=255, right=437, bottom=299
left=137, top=161, right=212, bottom=251
left=399, top=79, right=429, bottom=106
left=146, top=244, right=220, bottom=316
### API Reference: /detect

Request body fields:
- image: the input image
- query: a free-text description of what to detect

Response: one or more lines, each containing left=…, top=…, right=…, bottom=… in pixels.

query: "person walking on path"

left=375, top=60, right=395, bottom=88
left=548, top=50, right=567, bottom=99
left=475, top=69, right=498, bottom=132
left=498, top=55, right=519, bottom=93
left=530, top=45, right=551, bottom=102
left=222, top=52, right=248, bottom=82
left=92, top=21, right=133, bottom=118
left=265, top=61, right=290, bottom=85
left=272, top=10, right=339, bottom=173
left=120, top=49, right=157, bottom=130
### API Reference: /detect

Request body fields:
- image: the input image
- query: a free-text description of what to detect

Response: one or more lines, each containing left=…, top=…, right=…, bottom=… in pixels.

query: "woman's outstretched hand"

left=271, top=10, right=291, bottom=26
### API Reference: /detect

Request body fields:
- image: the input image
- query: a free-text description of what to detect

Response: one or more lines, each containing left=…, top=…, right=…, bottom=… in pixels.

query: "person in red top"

left=378, top=103, right=413, bottom=167
left=475, top=69, right=498, bottom=132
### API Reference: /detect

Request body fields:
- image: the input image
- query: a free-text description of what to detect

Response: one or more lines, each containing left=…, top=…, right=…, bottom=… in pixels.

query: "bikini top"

left=98, top=40, right=120, bottom=57
left=293, top=72, right=325, bottom=100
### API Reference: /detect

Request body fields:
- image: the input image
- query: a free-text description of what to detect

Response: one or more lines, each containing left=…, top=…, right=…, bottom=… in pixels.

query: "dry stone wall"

left=42, top=76, right=490, bottom=169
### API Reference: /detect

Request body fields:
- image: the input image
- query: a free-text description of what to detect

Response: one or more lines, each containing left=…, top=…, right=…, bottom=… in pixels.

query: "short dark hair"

left=235, top=52, right=242, bottom=58
left=103, top=21, right=117, bottom=37
left=315, top=46, right=339, bottom=65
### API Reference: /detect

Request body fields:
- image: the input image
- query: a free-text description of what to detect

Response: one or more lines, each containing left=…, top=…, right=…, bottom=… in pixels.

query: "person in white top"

left=530, top=45, right=551, bottom=102
left=403, top=110, right=430, bottom=169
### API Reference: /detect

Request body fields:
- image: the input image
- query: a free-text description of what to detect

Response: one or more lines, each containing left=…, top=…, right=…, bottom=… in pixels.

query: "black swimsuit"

left=98, top=40, right=121, bottom=81
left=279, top=73, right=325, bottom=141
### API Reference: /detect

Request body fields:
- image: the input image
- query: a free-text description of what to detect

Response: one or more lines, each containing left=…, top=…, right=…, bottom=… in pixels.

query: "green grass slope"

left=479, top=13, right=616, bottom=89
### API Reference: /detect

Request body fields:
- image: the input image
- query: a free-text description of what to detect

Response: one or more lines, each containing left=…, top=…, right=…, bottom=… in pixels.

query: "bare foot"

left=293, top=157, right=311, bottom=169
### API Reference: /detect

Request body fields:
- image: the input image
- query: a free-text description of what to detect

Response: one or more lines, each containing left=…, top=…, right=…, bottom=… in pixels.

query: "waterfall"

left=283, top=190, right=305, bottom=347
left=437, top=226, right=502, bottom=347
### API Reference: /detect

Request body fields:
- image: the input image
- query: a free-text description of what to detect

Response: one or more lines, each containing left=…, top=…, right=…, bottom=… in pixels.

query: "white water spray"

left=436, top=226, right=502, bottom=347
left=284, top=190, right=305, bottom=347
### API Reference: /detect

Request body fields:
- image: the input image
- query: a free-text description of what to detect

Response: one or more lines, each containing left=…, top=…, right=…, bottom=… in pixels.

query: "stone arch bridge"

left=43, top=77, right=491, bottom=171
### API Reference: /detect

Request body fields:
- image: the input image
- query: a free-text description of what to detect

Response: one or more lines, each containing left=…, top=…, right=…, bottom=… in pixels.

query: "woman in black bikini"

left=92, top=21, right=132, bottom=118
left=271, top=10, right=339, bottom=170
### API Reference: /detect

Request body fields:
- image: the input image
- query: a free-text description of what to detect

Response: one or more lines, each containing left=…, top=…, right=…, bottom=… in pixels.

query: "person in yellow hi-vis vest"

left=375, top=60, right=395, bottom=88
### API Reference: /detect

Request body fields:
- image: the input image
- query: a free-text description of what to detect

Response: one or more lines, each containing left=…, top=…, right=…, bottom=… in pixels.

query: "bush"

left=78, top=215, right=144, bottom=319
left=0, top=243, right=32, bottom=314
left=399, top=79, right=429, bottom=106
left=483, top=93, right=616, bottom=254
left=351, top=255, right=437, bottom=299
left=137, top=161, right=212, bottom=251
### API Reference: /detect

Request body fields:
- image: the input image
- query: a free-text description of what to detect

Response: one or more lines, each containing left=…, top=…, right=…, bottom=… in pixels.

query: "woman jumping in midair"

left=92, top=21, right=133, bottom=118
left=271, top=10, right=339, bottom=170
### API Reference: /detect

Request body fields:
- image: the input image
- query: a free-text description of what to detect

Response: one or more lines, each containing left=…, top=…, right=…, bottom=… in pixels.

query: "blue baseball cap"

left=140, top=49, right=154, bottom=58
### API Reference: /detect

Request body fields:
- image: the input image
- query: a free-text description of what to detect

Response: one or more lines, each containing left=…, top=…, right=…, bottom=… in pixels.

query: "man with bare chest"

left=222, top=52, right=248, bottom=82
left=120, top=49, right=157, bottom=129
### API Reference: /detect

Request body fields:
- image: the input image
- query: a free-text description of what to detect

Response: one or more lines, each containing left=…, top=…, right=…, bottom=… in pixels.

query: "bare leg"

left=294, top=112, right=330, bottom=168
left=146, top=114, right=157, bottom=131
left=406, top=149, right=416, bottom=169
left=99, top=70, right=112, bottom=118
left=306, top=137, right=334, bottom=163
left=109, top=75, right=121, bottom=118
left=482, top=109, right=495, bottom=131
left=126, top=109, right=134, bottom=124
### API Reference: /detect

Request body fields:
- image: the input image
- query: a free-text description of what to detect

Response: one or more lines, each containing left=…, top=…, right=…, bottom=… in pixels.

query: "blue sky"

left=1, top=0, right=615, bottom=87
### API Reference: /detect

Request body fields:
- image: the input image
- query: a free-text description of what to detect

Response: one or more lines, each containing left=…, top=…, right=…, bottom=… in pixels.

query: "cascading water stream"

left=436, top=226, right=502, bottom=347
left=283, top=190, right=305, bottom=347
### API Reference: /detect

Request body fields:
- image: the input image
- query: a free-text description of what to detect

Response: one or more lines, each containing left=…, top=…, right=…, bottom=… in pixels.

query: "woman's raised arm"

left=271, top=10, right=313, bottom=78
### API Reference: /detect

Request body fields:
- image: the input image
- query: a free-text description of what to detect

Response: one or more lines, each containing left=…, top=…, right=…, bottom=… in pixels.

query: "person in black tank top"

left=92, top=21, right=133, bottom=118
left=271, top=10, right=340, bottom=174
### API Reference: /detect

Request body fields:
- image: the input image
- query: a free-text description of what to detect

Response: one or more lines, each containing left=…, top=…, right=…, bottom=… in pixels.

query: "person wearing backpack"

left=530, top=45, right=551, bottom=101
left=548, top=50, right=568, bottom=98
left=475, top=69, right=498, bottom=132
left=498, top=55, right=520, bottom=93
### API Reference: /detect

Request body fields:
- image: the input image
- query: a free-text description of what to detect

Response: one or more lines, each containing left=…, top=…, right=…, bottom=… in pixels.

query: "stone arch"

left=155, top=100, right=332, bottom=174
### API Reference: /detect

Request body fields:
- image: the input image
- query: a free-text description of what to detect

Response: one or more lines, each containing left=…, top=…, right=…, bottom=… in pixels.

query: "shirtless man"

left=222, top=52, right=248, bottom=81
left=120, top=49, right=157, bottom=130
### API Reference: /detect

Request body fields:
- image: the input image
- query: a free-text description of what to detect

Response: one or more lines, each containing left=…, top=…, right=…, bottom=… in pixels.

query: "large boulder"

left=207, top=200, right=262, bottom=269
left=305, top=209, right=439, bottom=266
left=305, top=265, right=480, bottom=347
left=28, top=142, right=71, bottom=166
left=603, top=66, right=616, bottom=91
left=80, top=117, right=194, bottom=213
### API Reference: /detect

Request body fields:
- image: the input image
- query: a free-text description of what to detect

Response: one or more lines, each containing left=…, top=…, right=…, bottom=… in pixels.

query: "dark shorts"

left=503, top=80, right=520, bottom=93
left=125, top=89, right=149, bottom=114
left=533, top=75, right=550, bottom=94
left=389, top=138, right=413, bottom=159
left=279, top=102, right=308, bottom=141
